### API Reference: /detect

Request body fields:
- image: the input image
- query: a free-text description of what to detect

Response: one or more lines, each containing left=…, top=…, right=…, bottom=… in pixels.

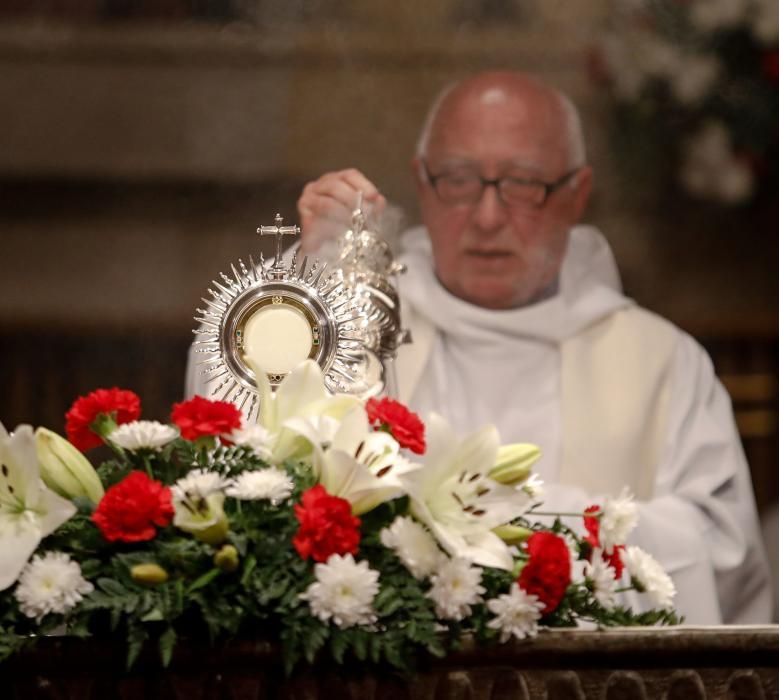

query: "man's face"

left=414, top=90, right=591, bottom=309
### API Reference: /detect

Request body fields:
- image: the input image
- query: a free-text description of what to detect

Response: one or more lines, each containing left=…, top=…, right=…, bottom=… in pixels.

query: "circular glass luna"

left=242, top=304, right=313, bottom=376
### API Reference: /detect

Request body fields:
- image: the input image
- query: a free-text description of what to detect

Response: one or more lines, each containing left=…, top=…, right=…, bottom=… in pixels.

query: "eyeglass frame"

left=420, top=159, right=583, bottom=208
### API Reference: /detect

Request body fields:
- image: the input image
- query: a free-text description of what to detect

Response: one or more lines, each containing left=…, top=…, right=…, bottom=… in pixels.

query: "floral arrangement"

left=0, top=361, right=679, bottom=673
left=595, top=0, right=779, bottom=204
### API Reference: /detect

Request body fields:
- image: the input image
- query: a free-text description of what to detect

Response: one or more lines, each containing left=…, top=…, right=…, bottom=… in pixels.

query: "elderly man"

left=293, top=71, right=772, bottom=624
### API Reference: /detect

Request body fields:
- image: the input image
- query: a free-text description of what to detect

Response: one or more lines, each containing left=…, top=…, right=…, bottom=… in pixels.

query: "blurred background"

left=0, top=1, right=777, bottom=541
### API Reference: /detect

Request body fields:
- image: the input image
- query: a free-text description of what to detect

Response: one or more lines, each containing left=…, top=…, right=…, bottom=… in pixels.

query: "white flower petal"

left=109, top=421, right=178, bottom=452
left=0, top=517, right=41, bottom=591
left=624, top=545, right=676, bottom=608
left=380, top=516, right=444, bottom=579
left=487, top=583, right=544, bottom=642
left=226, top=468, right=293, bottom=504
left=14, top=551, right=93, bottom=621
left=600, top=488, right=638, bottom=552
left=0, top=424, right=77, bottom=591
left=584, top=551, right=618, bottom=608
left=300, top=553, right=379, bottom=628
left=427, top=557, right=485, bottom=621
left=400, top=415, right=532, bottom=570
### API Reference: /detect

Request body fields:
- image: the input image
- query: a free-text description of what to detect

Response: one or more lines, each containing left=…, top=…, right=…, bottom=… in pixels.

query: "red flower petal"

left=583, top=505, right=601, bottom=551
left=293, top=484, right=361, bottom=562
left=92, top=471, right=174, bottom=543
left=65, top=388, right=141, bottom=452
left=518, top=531, right=572, bottom=614
left=171, top=395, right=242, bottom=441
left=365, top=397, right=426, bottom=454
left=603, top=544, right=625, bottom=580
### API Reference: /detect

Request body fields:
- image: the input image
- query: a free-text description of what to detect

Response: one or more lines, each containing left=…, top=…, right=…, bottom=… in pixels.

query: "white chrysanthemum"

left=172, top=468, right=229, bottom=501
left=564, top=534, right=587, bottom=584
left=109, top=421, right=178, bottom=452
left=427, top=557, right=485, bottom=621
left=225, top=468, right=294, bottom=505
left=15, top=551, right=93, bottom=621
left=380, top=516, right=445, bottom=580
left=300, top=554, right=380, bottom=629
left=623, top=546, right=676, bottom=609
left=599, top=488, right=638, bottom=553
left=226, top=424, right=273, bottom=461
left=486, top=583, right=544, bottom=642
left=584, top=551, right=618, bottom=608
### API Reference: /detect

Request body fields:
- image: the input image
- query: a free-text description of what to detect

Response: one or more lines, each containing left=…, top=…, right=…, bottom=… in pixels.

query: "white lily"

left=288, top=406, right=420, bottom=515
left=246, top=358, right=360, bottom=464
left=399, top=414, right=534, bottom=571
left=0, top=423, right=77, bottom=591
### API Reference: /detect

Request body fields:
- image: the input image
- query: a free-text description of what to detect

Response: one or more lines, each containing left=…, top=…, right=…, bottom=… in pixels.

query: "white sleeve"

left=649, top=332, right=772, bottom=624
left=538, top=333, right=772, bottom=624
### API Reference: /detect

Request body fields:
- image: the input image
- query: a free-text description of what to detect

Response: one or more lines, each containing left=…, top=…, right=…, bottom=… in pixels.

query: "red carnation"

left=171, top=395, right=242, bottom=441
left=293, top=484, right=361, bottom=562
left=583, top=505, right=624, bottom=578
left=518, top=531, right=572, bottom=614
left=603, top=544, right=625, bottom=580
left=583, top=505, right=601, bottom=550
left=66, top=387, right=141, bottom=451
left=365, top=397, right=426, bottom=454
left=92, top=471, right=174, bottom=543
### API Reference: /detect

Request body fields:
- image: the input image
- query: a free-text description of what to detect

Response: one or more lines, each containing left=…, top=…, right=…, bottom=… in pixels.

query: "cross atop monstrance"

left=257, top=213, right=299, bottom=273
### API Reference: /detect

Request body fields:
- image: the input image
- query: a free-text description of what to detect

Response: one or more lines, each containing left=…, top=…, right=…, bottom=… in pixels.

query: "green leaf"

left=126, top=624, right=149, bottom=670
left=240, top=555, right=257, bottom=586
left=384, top=642, right=404, bottom=670
left=352, top=630, right=368, bottom=661
left=187, top=568, right=221, bottom=594
left=159, top=626, right=177, bottom=667
left=330, top=633, right=348, bottom=664
left=97, top=578, right=128, bottom=597
left=110, top=607, right=122, bottom=631
left=374, top=585, right=397, bottom=609
left=141, top=607, right=164, bottom=622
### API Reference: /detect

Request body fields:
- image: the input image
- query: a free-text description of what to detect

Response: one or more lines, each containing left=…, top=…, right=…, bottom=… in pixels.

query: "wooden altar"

left=4, top=626, right=778, bottom=699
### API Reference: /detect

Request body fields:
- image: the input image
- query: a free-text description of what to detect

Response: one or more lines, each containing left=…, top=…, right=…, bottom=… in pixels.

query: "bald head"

left=416, top=71, right=586, bottom=171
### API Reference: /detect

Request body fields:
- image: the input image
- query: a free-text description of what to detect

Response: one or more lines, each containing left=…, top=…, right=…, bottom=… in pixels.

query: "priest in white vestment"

left=188, top=70, right=772, bottom=624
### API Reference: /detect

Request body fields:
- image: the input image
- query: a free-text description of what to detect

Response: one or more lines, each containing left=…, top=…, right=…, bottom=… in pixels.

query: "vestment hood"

left=396, top=224, right=633, bottom=344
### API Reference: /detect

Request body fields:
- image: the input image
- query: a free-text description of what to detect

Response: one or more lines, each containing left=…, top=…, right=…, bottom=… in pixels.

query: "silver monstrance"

left=192, top=205, right=407, bottom=419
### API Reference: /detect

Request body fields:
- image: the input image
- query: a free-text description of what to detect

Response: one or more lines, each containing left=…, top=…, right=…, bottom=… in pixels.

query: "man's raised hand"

left=297, top=168, right=386, bottom=254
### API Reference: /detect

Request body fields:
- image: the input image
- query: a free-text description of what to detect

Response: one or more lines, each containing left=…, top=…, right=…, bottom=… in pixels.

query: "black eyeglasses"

left=421, top=160, right=582, bottom=208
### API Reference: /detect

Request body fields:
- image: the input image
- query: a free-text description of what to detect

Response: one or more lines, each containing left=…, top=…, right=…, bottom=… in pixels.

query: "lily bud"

left=489, top=443, right=541, bottom=486
left=493, top=524, right=534, bottom=545
left=131, top=563, right=169, bottom=585
left=35, top=427, right=105, bottom=504
left=214, top=544, right=240, bottom=572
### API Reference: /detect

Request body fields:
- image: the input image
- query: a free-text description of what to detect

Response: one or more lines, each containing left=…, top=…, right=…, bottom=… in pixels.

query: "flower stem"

left=529, top=510, right=591, bottom=518
left=143, top=455, right=154, bottom=479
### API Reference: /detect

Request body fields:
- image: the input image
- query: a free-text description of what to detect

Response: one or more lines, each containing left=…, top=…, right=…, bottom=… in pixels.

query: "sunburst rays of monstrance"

left=192, top=211, right=407, bottom=420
